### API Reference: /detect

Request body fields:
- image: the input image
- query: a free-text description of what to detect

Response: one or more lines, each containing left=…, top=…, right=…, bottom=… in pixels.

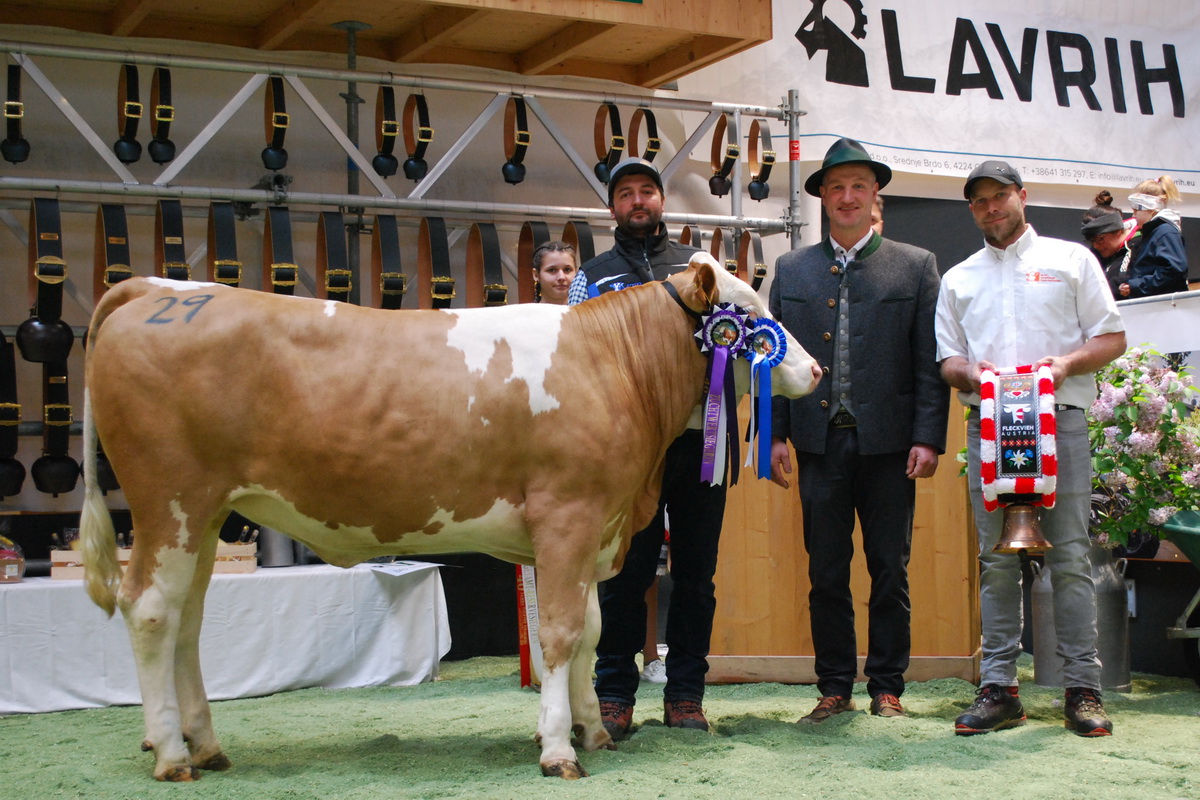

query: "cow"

left=79, top=251, right=820, bottom=782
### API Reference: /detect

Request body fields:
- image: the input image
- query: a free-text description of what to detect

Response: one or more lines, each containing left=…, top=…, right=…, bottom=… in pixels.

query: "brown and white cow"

left=79, top=251, right=819, bottom=781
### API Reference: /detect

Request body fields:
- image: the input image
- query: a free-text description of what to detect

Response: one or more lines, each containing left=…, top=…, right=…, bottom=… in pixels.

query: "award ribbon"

left=744, top=318, right=787, bottom=480
left=979, top=365, right=1058, bottom=512
left=694, top=303, right=749, bottom=485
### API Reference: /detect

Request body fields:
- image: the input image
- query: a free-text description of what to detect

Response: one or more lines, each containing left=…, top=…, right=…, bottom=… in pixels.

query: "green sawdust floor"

left=2, top=655, right=1198, bottom=800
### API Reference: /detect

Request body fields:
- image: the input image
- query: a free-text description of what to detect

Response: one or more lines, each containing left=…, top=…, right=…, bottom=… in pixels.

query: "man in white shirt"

left=936, top=160, right=1125, bottom=737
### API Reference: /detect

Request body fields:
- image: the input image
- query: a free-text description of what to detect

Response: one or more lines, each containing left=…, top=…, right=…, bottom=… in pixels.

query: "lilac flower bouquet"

left=1088, top=348, right=1200, bottom=545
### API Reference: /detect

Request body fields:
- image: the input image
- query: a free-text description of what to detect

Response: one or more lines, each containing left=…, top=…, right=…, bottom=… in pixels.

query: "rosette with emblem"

left=694, top=302, right=749, bottom=485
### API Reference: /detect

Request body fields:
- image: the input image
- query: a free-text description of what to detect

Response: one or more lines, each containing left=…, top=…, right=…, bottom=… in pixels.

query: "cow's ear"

left=694, top=260, right=717, bottom=307
left=688, top=252, right=719, bottom=308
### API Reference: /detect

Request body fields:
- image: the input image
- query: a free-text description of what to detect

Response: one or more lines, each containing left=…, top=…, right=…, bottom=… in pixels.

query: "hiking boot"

left=799, top=695, right=855, bottom=724
left=870, top=693, right=905, bottom=717
left=599, top=700, right=633, bottom=742
left=954, top=684, right=1026, bottom=735
left=1064, top=687, right=1113, bottom=737
left=664, top=699, right=709, bottom=731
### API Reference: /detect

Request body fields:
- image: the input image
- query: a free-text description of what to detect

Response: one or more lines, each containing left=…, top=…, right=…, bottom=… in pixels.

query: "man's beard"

left=619, top=207, right=661, bottom=236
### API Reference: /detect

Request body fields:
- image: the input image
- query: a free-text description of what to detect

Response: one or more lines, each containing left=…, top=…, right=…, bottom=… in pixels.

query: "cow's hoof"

left=541, top=759, right=588, bottom=780
left=157, top=765, right=201, bottom=782
left=195, top=752, right=232, bottom=771
left=141, top=739, right=154, bottom=752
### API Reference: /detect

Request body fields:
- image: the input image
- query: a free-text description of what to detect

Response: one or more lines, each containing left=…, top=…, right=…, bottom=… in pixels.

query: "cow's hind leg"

left=119, top=500, right=222, bottom=781
left=175, top=513, right=232, bottom=772
left=569, top=583, right=611, bottom=753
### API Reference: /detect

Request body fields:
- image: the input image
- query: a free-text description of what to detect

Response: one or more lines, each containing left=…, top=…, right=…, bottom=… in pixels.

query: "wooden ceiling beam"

left=636, top=34, right=757, bottom=88
left=390, top=7, right=486, bottom=64
left=108, top=0, right=154, bottom=38
left=516, top=20, right=615, bottom=76
left=255, top=0, right=334, bottom=51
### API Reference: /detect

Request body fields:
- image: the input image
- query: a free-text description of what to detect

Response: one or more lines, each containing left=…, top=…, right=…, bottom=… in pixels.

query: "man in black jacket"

left=568, top=157, right=718, bottom=740
left=770, top=138, right=949, bottom=722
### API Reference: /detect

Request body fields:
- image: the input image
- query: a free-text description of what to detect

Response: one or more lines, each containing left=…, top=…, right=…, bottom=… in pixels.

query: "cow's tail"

left=80, top=387, right=122, bottom=618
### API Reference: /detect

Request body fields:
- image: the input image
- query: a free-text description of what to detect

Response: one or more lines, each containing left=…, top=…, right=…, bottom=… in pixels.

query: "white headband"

left=1128, top=192, right=1165, bottom=211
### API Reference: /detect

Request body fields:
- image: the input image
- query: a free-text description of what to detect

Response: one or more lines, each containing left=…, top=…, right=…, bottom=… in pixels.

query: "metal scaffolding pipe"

left=0, top=176, right=789, bottom=233
left=0, top=39, right=788, bottom=120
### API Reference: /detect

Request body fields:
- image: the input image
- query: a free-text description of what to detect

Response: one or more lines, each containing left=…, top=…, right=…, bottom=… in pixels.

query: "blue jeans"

left=967, top=407, right=1101, bottom=689
left=594, top=429, right=726, bottom=705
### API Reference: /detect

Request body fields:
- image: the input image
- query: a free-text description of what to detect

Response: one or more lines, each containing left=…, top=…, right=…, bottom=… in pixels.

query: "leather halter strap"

left=504, top=96, right=530, bottom=166
left=708, top=112, right=739, bottom=196
left=662, top=279, right=703, bottom=325
left=3, top=63, right=30, bottom=164
left=375, top=86, right=399, bottom=158
left=370, top=214, right=406, bottom=309
left=748, top=119, right=775, bottom=184
left=93, top=203, right=134, bottom=305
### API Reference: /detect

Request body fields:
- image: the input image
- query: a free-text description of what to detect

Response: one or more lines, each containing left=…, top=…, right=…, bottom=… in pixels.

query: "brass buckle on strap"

left=271, top=263, right=299, bottom=287
left=325, top=268, right=353, bottom=292
left=43, top=403, right=73, bottom=426
left=272, top=111, right=290, bottom=129
left=162, top=262, right=190, bottom=281
left=104, top=264, right=134, bottom=288
left=154, top=104, right=175, bottom=123
left=34, top=256, right=68, bottom=285
left=417, top=125, right=434, bottom=143
left=380, top=271, right=407, bottom=295
left=430, top=275, right=455, bottom=301
left=484, top=283, right=508, bottom=306
left=213, top=259, right=242, bottom=285
left=0, top=402, right=20, bottom=424
left=4, top=100, right=23, bottom=119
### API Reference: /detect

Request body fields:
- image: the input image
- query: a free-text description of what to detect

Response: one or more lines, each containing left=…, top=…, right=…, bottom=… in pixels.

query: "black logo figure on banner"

left=795, top=0, right=870, bottom=88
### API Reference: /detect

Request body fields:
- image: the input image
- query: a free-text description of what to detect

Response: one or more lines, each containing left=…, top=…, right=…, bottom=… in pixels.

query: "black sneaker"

left=954, top=684, right=1026, bottom=735
left=599, top=700, right=634, bottom=742
left=1064, top=687, right=1113, bottom=737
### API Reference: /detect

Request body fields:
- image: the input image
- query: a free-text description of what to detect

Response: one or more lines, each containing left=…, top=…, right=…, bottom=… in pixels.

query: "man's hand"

left=906, top=443, right=940, bottom=479
left=770, top=438, right=793, bottom=489
left=940, top=356, right=997, bottom=394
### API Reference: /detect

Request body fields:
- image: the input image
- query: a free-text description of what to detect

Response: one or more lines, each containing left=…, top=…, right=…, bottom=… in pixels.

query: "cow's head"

left=666, top=251, right=821, bottom=399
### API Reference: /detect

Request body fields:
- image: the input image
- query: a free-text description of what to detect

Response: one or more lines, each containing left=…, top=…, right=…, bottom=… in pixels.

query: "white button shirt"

left=935, top=225, right=1124, bottom=409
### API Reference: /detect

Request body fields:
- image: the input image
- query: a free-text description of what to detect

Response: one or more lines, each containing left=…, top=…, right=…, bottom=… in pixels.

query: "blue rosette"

left=694, top=303, right=749, bottom=485
left=744, top=318, right=787, bottom=480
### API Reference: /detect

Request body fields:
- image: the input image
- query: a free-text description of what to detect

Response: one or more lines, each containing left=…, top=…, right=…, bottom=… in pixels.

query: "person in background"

left=1120, top=175, right=1189, bottom=298
left=937, top=160, right=1125, bottom=738
left=1080, top=191, right=1133, bottom=299
left=568, top=157, right=719, bottom=739
left=531, top=240, right=577, bottom=305
left=770, top=138, right=949, bottom=722
left=870, top=194, right=885, bottom=236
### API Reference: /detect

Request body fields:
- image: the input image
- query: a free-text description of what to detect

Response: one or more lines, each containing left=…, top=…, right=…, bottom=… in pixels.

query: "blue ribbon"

left=746, top=319, right=787, bottom=480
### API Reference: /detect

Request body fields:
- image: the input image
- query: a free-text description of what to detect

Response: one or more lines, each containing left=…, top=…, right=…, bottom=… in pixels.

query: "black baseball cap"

left=964, top=160, right=1024, bottom=199
left=607, top=157, right=663, bottom=204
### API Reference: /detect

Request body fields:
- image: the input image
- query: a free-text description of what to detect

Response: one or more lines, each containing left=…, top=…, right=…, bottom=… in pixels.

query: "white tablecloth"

left=0, top=562, right=450, bottom=714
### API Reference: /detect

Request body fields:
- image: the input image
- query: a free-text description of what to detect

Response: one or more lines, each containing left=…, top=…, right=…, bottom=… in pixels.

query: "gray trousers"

left=967, top=407, right=1102, bottom=690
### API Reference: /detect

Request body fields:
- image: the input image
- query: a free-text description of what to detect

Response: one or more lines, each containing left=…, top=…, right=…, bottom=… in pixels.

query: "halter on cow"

left=80, top=251, right=820, bottom=781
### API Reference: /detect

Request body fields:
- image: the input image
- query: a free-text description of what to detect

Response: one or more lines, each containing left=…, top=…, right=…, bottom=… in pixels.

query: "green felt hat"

left=804, top=137, right=892, bottom=197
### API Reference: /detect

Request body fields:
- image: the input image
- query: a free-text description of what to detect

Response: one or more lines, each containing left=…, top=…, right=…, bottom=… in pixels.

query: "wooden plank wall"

left=708, top=409, right=980, bottom=684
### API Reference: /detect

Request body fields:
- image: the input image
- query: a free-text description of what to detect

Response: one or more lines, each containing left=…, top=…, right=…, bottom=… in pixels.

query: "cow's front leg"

left=569, top=582, right=611, bottom=752
left=532, top=566, right=592, bottom=778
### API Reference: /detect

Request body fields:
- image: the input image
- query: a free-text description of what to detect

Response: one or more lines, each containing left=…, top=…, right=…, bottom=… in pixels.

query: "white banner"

left=678, top=0, right=1199, bottom=195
